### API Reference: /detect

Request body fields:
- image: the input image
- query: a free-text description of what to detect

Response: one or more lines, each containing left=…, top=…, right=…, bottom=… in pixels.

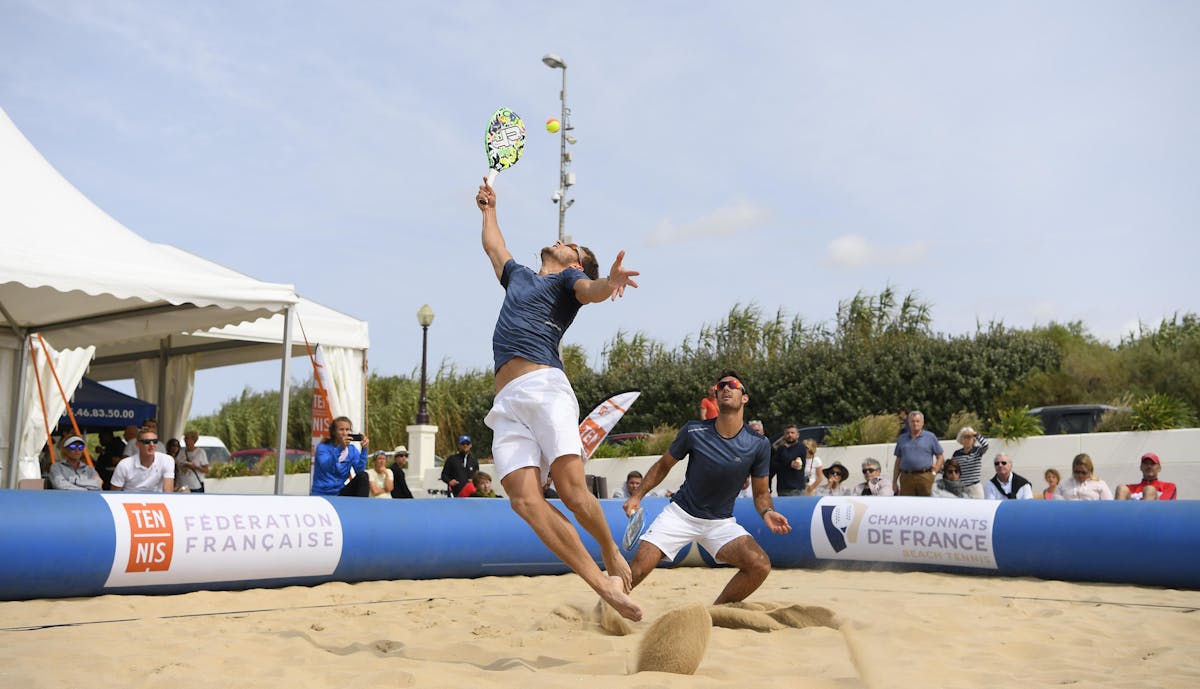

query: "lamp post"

left=415, top=304, right=435, bottom=424
left=543, top=53, right=574, bottom=243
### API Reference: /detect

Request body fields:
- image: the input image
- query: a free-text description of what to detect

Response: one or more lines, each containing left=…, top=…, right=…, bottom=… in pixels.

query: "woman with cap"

left=48, top=434, right=103, bottom=491
left=812, top=461, right=851, bottom=496
left=368, top=451, right=394, bottom=498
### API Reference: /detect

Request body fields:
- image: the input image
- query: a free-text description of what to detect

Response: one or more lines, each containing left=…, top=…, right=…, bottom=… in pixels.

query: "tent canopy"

left=58, top=378, right=156, bottom=430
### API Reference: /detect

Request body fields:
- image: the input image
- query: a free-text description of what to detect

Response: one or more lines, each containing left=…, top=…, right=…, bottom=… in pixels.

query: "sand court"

left=1, top=567, right=1197, bottom=688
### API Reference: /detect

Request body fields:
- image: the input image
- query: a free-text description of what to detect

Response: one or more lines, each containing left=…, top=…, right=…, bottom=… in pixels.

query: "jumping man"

left=476, top=178, right=643, bottom=621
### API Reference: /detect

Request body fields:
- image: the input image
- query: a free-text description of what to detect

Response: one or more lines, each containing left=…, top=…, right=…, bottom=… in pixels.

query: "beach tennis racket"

left=622, top=507, right=647, bottom=552
left=479, top=107, right=526, bottom=206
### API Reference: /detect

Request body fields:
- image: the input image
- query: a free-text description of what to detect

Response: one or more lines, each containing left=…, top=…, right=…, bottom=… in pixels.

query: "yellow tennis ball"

left=545, top=118, right=561, bottom=134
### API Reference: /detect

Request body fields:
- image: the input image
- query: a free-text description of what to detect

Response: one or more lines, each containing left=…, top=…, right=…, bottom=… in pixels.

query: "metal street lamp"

left=543, top=53, right=575, bottom=243
left=415, top=304, right=435, bottom=425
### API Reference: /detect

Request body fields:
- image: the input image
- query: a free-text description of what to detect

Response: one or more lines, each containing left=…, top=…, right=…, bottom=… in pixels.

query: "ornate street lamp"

left=416, top=304, right=435, bottom=424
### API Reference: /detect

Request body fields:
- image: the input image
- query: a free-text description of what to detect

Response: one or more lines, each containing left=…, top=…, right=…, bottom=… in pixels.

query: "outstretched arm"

left=574, top=250, right=641, bottom=304
left=622, top=451, right=678, bottom=516
left=477, top=178, right=512, bottom=281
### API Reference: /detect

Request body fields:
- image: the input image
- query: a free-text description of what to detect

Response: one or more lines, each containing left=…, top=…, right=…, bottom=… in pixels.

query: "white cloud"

left=826, top=234, right=928, bottom=269
left=644, top=199, right=768, bottom=247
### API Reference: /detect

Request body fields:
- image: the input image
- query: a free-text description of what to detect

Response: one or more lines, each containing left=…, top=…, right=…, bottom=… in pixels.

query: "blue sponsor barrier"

left=0, top=491, right=1195, bottom=600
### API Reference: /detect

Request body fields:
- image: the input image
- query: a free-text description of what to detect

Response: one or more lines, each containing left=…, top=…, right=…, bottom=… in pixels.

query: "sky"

left=2, top=1, right=1198, bottom=416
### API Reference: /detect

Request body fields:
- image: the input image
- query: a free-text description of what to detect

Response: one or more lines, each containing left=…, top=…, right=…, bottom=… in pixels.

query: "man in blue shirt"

left=623, top=370, right=792, bottom=604
left=476, top=178, right=642, bottom=622
left=891, top=410, right=944, bottom=496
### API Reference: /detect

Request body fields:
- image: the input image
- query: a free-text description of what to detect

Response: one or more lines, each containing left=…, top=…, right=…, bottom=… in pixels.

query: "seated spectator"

left=932, top=458, right=968, bottom=498
left=111, top=426, right=175, bottom=493
left=388, top=446, right=414, bottom=499
left=612, top=470, right=643, bottom=499
left=95, top=428, right=125, bottom=489
left=368, top=451, right=394, bottom=498
left=851, top=457, right=894, bottom=496
left=983, top=453, right=1033, bottom=500
left=1114, top=452, right=1177, bottom=500
left=467, top=470, right=499, bottom=498
left=1056, top=453, right=1114, bottom=500
left=48, top=435, right=102, bottom=491
left=737, top=476, right=753, bottom=499
left=748, top=419, right=766, bottom=436
left=1041, top=468, right=1061, bottom=500
left=812, top=461, right=851, bottom=496
left=164, top=438, right=182, bottom=462
left=802, top=438, right=825, bottom=495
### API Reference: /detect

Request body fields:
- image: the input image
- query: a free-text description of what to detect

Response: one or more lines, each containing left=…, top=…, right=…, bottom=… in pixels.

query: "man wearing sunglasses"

left=982, top=453, right=1032, bottom=500
left=623, top=371, right=792, bottom=605
left=48, top=434, right=102, bottom=491
left=476, top=178, right=642, bottom=622
left=111, top=426, right=175, bottom=493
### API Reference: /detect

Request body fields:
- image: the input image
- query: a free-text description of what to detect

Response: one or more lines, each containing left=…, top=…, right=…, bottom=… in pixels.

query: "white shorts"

left=640, top=502, right=750, bottom=564
left=485, top=367, right=583, bottom=482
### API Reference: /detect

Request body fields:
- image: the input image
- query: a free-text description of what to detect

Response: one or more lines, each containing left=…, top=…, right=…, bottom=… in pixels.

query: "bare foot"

left=597, top=575, right=642, bottom=622
left=602, top=546, right=633, bottom=592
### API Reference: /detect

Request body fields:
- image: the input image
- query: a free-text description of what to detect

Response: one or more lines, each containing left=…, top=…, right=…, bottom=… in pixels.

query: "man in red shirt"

left=1115, top=452, right=1177, bottom=500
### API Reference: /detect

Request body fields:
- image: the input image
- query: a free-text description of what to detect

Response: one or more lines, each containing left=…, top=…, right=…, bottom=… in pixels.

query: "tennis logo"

left=122, top=502, right=174, bottom=572
left=819, top=500, right=867, bottom=552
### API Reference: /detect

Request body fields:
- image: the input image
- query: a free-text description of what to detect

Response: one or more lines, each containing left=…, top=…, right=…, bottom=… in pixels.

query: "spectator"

left=891, top=410, right=944, bottom=496
left=951, top=426, right=989, bottom=499
left=175, top=429, right=209, bottom=493
left=932, top=458, right=967, bottom=498
left=770, top=424, right=808, bottom=496
left=699, top=385, right=719, bottom=420
left=802, top=438, right=825, bottom=495
left=121, top=424, right=140, bottom=457
left=983, top=453, right=1033, bottom=500
left=1042, top=468, right=1061, bottom=500
left=388, top=445, right=414, bottom=499
left=440, top=435, right=479, bottom=497
left=164, top=438, right=181, bottom=463
left=737, top=476, right=753, bottom=498
left=1115, top=452, right=1177, bottom=500
left=851, top=457, right=894, bottom=496
left=748, top=419, right=765, bottom=436
left=368, top=451, right=394, bottom=498
left=898, top=407, right=910, bottom=437
left=48, top=434, right=102, bottom=491
left=111, top=426, right=175, bottom=493
left=311, top=416, right=369, bottom=497
left=95, top=428, right=125, bottom=489
left=612, top=470, right=644, bottom=499
left=812, top=461, right=851, bottom=496
left=468, top=470, right=499, bottom=497
left=1056, top=454, right=1114, bottom=500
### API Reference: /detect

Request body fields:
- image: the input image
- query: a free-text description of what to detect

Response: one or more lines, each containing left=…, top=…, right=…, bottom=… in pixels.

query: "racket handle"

left=479, top=169, right=498, bottom=207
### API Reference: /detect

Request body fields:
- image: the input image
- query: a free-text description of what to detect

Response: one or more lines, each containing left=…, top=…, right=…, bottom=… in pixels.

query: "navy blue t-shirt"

left=668, top=419, right=771, bottom=520
left=492, top=259, right=585, bottom=372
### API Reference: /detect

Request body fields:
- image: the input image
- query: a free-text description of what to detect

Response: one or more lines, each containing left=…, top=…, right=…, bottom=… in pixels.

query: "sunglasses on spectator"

left=139, top=438, right=159, bottom=445
left=715, top=379, right=744, bottom=392
left=66, top=442, right=86, bottom=450
left=1073, top=469, right=1089, bottom=476
left=862, top=467, right=879, bottom=474
left=994, top=461, right=1008, bottom=466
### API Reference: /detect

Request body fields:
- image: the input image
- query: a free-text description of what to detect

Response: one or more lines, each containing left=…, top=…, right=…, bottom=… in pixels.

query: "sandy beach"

left=1, top=566, right=1197, bottom=688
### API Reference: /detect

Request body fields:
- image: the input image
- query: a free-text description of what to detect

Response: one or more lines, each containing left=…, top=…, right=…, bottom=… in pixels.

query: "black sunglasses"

left=139, top=438, right=159, bottom=445
left=994, top=461, right=1008, bottom=466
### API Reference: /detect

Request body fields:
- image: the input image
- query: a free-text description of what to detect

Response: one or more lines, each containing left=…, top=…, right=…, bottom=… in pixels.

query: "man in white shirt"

left=112, top=426, right=175, bottom=493
left=983, top=453, right=1033, bottom=500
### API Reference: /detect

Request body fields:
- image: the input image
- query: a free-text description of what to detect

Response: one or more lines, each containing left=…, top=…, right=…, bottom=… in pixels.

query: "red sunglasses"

left=715, top=379, right=745, bottom=392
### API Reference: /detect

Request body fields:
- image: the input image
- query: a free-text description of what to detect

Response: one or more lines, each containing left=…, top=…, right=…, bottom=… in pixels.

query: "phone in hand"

left=349, top=433, right=364, bottom=442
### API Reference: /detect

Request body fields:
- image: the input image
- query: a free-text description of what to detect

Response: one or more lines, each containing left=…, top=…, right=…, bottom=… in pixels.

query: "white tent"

left=0, top=107, right=313, bottom=488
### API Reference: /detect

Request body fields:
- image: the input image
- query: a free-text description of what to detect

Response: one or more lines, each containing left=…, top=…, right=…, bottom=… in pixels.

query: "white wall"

left=208, top=429, right=1199, bottom=499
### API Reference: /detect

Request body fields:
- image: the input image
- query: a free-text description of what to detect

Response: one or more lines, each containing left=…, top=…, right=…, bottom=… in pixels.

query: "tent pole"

left=274, top=305, right=294, bottom=495
left=5, top=335, right=30, bottom=489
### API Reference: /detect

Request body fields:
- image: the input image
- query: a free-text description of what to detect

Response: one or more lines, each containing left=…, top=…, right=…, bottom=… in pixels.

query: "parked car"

left=603, top=432, right=654, bottom=446
left=1026, top=404, right=1129, bottom=435
left=195, top=435, right=231, bottom=465
left=228, top=448, right=312, bottom=468
left=771, top=424, right=838, bottom=448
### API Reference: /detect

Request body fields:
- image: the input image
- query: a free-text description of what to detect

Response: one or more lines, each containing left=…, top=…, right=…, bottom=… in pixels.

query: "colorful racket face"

left=485, top=107, right=525, bottom=182
left=622, top=507, right=646, bottom=552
